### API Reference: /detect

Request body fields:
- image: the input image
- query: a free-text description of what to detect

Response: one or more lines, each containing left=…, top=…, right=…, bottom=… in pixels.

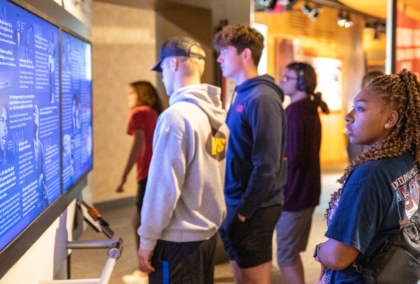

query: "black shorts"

left=149, top=234, right=217, bottom=284
left=219, top=205, right=282, bottom=269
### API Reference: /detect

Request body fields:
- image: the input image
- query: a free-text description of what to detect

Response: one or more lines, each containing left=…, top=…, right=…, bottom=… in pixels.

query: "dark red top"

left=127, top=106, right=159, bottom=182
left=283, top=97, right=321, bottom=212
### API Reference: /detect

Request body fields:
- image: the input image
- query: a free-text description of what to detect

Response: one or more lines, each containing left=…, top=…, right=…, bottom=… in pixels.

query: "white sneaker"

left=122, top=270, right=148, bottom=284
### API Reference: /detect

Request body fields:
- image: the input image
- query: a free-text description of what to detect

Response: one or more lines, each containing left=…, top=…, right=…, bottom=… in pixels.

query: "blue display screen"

left=61, top=32, right=92, bottom=192
left=0, top=1, right=61, bottom=250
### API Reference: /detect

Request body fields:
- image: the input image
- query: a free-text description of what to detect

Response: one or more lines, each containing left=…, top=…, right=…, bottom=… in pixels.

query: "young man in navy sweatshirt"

left=214, top=24, right=287, bottom=284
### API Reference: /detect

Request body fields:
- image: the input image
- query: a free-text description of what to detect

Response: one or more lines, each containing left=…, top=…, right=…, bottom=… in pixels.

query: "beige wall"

left=154, top=5, right=212, bottom=99
left=91, top=0, right=251, bottom=204
left=254, top=5, right=365, bottom=166
left=91, top=2, right=157, bottom=203
left=91, top=2, right=217, bottom=204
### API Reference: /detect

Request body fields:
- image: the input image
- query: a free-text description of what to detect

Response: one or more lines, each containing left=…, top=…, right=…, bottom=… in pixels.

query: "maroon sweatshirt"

left=283, top=97, right=321, bottom=212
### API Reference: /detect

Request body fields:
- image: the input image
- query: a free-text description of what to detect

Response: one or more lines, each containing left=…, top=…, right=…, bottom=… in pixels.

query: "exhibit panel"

left=0, top=0, right=93, bottom=280
left=0, top=0, right=61, bottom=251
left=61, top=31, right=92, bottom=192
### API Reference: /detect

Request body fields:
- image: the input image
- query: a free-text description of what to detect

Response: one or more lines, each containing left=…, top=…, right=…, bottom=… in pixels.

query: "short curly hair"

left=213, top=24, right=264, bottom=67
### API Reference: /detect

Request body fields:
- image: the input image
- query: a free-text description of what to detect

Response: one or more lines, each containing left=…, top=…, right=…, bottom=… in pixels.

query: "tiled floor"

left=70, top=167, right=344, bottom=284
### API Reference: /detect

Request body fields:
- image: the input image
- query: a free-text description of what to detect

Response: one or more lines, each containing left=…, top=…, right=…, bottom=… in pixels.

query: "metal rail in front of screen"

left=39, top=237, right=123, bottom=284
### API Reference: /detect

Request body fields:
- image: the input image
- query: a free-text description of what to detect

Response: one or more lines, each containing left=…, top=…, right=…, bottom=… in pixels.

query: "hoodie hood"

left=169, top=84, right=226, bottom=130
left=236, top=74, right=284, bottom=102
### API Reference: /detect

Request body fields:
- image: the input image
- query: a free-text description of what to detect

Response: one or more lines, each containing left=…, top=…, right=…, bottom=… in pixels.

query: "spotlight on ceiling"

left=373, top=22, right=386, bottom=40
left=301, top=3, right=319, bottom=21
left=308, top=8, right=319, bottom=19
left=337, top=11, right=346, bottom=26
left=344, top=13, right=353, bottom=28
left=344, top=19, right=353, bottom=28
left=337, top=11, right=352, bottom=28
left=258, top=0, right=278, bottom=11
left=301, top=3, right=311, bottom=14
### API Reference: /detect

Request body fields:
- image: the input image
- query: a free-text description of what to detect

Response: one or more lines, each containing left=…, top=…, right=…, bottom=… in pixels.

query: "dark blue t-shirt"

left=322, top=151, right=420, bottom=283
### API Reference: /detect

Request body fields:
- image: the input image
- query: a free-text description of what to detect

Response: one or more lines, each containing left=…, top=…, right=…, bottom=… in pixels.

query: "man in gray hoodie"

left=137, top=36, right=228, bottom=284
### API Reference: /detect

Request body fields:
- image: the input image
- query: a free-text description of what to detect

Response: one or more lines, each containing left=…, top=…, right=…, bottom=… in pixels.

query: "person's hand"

left=115, top=183, right=124, bottom=193
left=115, top=176, right=127, bottom=193
left=237, top=213, right=246, bottom=222
left=138, top=248, right=155, bottom=273
left=317, top=263, right=327, bottom=283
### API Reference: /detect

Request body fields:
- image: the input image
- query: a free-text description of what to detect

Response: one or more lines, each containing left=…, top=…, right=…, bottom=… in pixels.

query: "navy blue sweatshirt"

left=225, top=74, right=287, bottom=219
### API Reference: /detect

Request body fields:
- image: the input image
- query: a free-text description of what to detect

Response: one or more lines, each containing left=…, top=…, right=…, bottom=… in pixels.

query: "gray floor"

left=70, top=167, right=344, bottom=284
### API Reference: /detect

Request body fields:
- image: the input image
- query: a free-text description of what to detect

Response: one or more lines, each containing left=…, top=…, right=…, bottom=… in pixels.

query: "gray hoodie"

left=138, top=84, right=228, bottom=251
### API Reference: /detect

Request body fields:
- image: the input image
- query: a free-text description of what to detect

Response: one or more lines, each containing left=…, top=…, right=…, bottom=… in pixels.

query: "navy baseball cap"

left=152, top=36, right=205, bottom=72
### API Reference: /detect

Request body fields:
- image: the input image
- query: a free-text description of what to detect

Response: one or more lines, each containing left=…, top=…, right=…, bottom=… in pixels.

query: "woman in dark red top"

left=116, top=81, right=163, bottom=283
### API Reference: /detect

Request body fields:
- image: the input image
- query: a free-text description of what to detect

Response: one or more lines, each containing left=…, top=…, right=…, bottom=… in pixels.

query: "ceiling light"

left=258, top=0, right=278, bottom=10
left=344, top=13, right=353, bottom=28
left=301, top=4, right=311, bottom=14
left=301, top=3, right=319, bottom=21
left=337, top=11, right=353, bottom=28
left=373, top=22, right=385, bottom=40
left=337, top=11, right=346, bottom=27
left=309, top=8, right=319, bottom=19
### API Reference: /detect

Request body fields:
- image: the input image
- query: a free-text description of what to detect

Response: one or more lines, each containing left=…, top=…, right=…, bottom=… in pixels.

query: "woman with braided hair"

left=314, top=69, right=420, bottom=283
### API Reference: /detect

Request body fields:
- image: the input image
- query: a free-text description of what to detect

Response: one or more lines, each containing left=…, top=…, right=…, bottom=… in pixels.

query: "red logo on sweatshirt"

left=205, top=130, right=227, bottom=161
left=236, top=104, right=244, bottom=113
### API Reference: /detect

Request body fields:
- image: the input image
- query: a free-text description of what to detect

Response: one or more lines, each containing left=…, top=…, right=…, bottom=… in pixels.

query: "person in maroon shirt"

left=115, top=81, right=163, bottom=283
left=276, top=62, right=329, bottom=284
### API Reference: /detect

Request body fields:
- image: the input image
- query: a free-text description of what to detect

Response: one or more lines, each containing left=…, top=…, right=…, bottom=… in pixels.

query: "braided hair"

left=326, top=69, right=420, bottom=217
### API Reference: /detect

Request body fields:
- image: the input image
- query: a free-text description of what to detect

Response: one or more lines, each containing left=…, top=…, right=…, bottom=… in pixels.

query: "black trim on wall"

left=391, top=0, right=397, bottom=74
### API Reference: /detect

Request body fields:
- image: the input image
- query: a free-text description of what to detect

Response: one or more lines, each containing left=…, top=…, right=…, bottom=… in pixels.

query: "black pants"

left=133, top=178, right=147, bottom=250
left=149, top=234, right=217, bottom=284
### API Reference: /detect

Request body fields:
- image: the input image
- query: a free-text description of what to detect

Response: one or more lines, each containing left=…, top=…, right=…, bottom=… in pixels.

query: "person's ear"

left=170, top=57, right=179, bottom=71
left=242, top=48, right=253, bottom=63
left=385, top=110, right=398, bottom=129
